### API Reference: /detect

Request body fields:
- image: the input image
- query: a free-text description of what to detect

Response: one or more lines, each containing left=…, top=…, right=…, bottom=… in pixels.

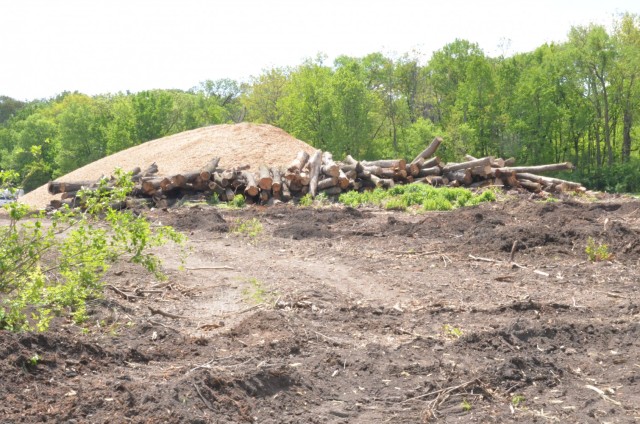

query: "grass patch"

left=338, top=183, right=495, bottom=211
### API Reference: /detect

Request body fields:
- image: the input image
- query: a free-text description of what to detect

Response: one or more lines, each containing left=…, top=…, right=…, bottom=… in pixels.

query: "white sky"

left=1, top=0, right=638, bottom=101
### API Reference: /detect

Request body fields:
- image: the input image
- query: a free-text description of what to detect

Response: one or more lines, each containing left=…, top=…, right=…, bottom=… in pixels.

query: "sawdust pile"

left=20, top=123, right=316, bottom=209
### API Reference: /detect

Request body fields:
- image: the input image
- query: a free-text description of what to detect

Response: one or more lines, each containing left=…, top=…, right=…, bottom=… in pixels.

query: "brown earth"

left=1, top=196, right=639, bottom=423
left=20, top=123, right=317, bottom=209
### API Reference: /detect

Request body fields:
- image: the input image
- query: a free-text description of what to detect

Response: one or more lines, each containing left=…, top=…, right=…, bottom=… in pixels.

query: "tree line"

left=1, top=14, right=638, bottom=193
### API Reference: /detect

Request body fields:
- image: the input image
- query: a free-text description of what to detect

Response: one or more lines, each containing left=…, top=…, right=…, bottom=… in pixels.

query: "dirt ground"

left=1, top=195, right=639, bottom=423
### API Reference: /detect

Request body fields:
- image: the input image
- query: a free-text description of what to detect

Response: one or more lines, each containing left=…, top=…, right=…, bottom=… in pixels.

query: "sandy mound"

left=20, top=123, right=316, bottom=209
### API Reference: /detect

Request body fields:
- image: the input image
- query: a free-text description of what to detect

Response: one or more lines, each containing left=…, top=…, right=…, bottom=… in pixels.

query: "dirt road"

left=1, top=196, right=639, bottom=423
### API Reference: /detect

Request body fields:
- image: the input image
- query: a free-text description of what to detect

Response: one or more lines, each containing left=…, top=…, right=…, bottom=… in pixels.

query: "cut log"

left=258, top=164, right=273, bottom=190
left=317, top=176, right=338, bottom=191
left=321, top=152, right=340, bottom=178
left=48, top=181, right=96, bottom=195
left=260, top=190, right=270, bottom=203
left=517, top=179, right=542, bottom=192
left=171, top=172, right=199, bottom=188
left=516, top=173, right=583, bottom=190
left=241, top=171, right=259, bottom=197
left=224, top=188, right=236, bottom=202
left=337, top=169, right=350, bottom=190
left=141, top=177, right=164, bottom=195
left=341, top=155, right=364, bottom=174
left=271, top=167, right=283, bottom=193
left=288, top=151, right=310, bottom=173
left=417, top=166, right=442, bottom=178
left=299, top=171, right=310, bottom=186
left=422, top=156, right=441, bottom=169
left=199, top=157, right=221, bottom=180
left=445, top=169, right=473, bottom=186
left=495, top=169, right=519, bottom=187
left=503, top=157, right=516, bottom=167
left=282, top=180, right=292, bottom=201
left=142, top=162, right=159, bottom=177
left=308, top=150, right=323, bottom=197
left=442, top=157, right=492, bottom=173
left=208, top=181, right=226, bottom=197
left=370, top=174, right=394, bottom=189
left=362, top=165, right=383, bottom=176
left=498, top=162, right=574, bottom=174
left=409, top=157, right=424, bottom=176
left=411, top=136, right=443, bottom=164
left=361, top=159, right=407, bottom=170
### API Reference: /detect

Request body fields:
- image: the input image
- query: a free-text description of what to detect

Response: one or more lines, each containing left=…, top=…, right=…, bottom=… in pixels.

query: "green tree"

left=54, top=94, right=107, bottom=175
left=242, top=67, right=290, bottom=124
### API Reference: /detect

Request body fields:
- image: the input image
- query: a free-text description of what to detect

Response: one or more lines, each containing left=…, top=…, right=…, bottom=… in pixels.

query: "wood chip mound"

left=20, top=123, right=316, bottom=209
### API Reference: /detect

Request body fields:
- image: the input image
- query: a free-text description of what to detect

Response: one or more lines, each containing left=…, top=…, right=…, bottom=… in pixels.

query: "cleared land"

left=1, top=195, right=638, bottom=423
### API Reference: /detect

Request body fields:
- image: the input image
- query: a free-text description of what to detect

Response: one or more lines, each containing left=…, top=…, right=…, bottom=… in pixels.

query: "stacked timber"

left=45, top=137, right=587, bottom=210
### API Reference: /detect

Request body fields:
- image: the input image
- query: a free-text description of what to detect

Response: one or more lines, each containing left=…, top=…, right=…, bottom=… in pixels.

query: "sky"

left=1, top=0, right=638, bottom=101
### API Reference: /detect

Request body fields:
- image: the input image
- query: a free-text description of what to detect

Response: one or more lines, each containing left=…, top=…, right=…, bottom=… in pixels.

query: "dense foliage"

left=1, top=14, right=639, bottom=192
left=0, top=169, right=185, bottom=331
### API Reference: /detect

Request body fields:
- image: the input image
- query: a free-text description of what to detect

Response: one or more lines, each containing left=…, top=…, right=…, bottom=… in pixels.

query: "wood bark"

left=445, top=169, right=473, bottom=186
left=48, top=181, right=96, bottom=195
left=337, top=169, right=350, bottom=190
left=287, top=151, right=310, bottom=173
left=516, top=173, right=582, bottom=189
left=497, top=162, right=574, bottom=174
left=199, top=157, right=220, bottom=180
left=307, top=150, right=322, bottom=197
left=370, top=174, right=394, bottom=189
left=258, top=165, right=273, bottom=190
left=442, top=157, right=492, bottom=173
left=411, top=136, right=443, bottom=164
left=321, top=152, right=340, bottom=178
left=142, top=163, right=159, bottom=177
left=361, top=159, right=406, bottom=170
left=317, top=176, right=338, bottom=190
left=242, top=171, right=259, bottom=197
left=271, top=167, right=282, bottom=193
left=417, top=166, right=442, bottom=178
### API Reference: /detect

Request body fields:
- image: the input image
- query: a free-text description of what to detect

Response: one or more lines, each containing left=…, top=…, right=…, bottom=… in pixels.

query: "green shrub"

left=229, top=194, right=246, bottom=208
left=0, top=169, right=185, bottom=332
left=585, top=237, right=612, bottom=262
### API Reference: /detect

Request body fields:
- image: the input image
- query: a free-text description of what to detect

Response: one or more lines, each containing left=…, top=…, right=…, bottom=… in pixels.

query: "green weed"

left=585, top=237, right=612, bottom=262
left=461, top=398, right=472, bottom=412
left=241, top=277, right=269, bottom=304
left=338, top=183, right=495, bottom=211
left=443, top=324, right=464, bottom=338
left=511, top=394, right=526, bottom=407
left=230, top=218, right=263, bottom=238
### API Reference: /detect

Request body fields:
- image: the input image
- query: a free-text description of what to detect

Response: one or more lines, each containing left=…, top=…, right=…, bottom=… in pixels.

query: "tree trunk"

left=411, top=136, right=443, bottom=164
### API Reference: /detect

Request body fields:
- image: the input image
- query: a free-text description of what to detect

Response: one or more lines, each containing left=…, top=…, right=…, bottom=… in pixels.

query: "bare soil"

left=1, top=196, right=639, bottom=423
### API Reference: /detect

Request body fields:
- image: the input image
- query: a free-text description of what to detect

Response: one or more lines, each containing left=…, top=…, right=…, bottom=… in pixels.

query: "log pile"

left=46, top=137, right=587, bottom=210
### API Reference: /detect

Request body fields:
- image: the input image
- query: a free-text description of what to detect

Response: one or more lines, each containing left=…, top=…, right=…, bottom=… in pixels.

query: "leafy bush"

left=0, top=169, right=185, bottom=332
left=229, top=194, right=246, bottom=208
